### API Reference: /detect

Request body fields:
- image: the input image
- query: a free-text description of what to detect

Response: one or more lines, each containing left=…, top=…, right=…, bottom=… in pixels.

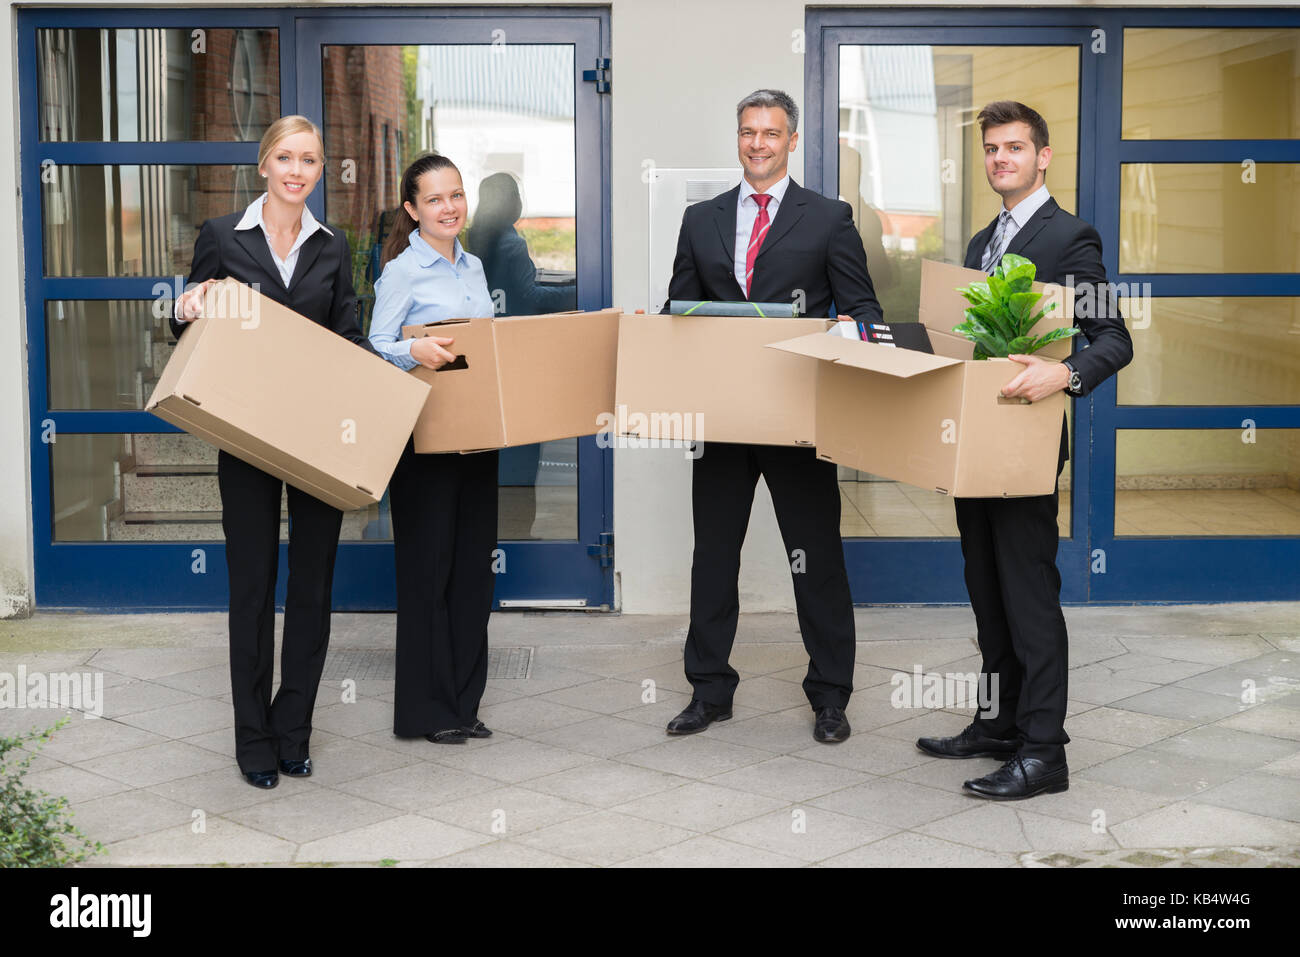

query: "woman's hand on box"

left=176, top=279, right=217, bottom=321
left=411, top=335, right=457, bottom=370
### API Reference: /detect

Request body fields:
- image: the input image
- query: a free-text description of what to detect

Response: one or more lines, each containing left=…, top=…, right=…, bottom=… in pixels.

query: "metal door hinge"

left=587, top=531, right=614, bottom=566
left=582, top=58, right=611, bottom=94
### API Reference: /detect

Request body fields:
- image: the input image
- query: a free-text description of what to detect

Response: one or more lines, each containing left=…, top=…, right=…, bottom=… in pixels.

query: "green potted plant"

left=952, top=253, right=1079, bottom=359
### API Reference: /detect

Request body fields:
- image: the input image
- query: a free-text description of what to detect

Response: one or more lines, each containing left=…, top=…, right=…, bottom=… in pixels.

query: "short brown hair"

left=977, top=101, right=1049, bottom=153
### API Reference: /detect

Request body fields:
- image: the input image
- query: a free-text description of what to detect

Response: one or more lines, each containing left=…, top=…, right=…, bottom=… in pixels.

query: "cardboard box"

left=403, top=308, right=621, bottom=453
left=765, top=260, right=1075, bottom=497
left=615, top=314, right=837, bottom=447
left=146, top=278, right=431, bottom=511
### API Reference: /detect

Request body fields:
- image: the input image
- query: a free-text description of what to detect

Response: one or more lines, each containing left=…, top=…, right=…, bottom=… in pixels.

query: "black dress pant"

left=218, top=450, right=343, bottom=773
left=955, top=472, right=1070, bottom=764
left=388, top=439, right=498, bottom=736
left=684, top=442, right=856, bottom=709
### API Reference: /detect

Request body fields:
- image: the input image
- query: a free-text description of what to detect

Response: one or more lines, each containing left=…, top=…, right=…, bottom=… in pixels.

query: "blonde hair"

left=257, top=115, right=325, bottom=171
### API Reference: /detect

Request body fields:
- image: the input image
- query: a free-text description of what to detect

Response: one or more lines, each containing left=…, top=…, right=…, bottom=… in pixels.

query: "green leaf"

left=1002, top=262, right=1036, bottom=294
left=999, top=253, right=1034, bottom=275
left=1025, top=326, right=1082, bottom=354
left=1006, top=291, right=1041, bottom=327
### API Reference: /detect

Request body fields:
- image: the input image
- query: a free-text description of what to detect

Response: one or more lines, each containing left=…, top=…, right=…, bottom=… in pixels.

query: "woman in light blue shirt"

left=370, top=153, right=498, bottom=745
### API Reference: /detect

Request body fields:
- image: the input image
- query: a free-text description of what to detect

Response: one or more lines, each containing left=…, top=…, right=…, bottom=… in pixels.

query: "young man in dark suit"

left=661, top=89, right=883, bottom=744
left=916, top=101, right=1133, bottom=799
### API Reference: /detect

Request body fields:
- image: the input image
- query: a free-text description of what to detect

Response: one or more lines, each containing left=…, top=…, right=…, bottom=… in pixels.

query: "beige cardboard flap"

left=766, top=332, right=963, bottom=379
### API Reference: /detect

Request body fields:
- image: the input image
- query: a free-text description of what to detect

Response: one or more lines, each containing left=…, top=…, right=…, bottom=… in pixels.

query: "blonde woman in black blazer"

left=173, top=115, right=375, bottom=789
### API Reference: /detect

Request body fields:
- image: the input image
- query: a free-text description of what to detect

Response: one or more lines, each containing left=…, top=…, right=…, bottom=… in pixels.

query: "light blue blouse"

left=368, top=229, right=495, bottom=370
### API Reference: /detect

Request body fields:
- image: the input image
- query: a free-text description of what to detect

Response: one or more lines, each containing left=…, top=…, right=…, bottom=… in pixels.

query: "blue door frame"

left=806, top=6, right=1300, bottom=604
left=18, top=6, right=614, bottom=611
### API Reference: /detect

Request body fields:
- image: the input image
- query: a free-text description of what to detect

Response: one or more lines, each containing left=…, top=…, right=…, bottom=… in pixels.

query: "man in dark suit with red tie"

left=661, top=89, right=883, bottom=743
left=917, top=101, right=1133, bottom=799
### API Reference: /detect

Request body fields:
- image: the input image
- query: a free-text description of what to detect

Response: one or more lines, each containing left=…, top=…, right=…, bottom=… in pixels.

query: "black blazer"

left=663, top=179, right=883, bottom=322
left=965, top=196, right=1134, bottom=467
left=171, top=210, right=375, bottom=354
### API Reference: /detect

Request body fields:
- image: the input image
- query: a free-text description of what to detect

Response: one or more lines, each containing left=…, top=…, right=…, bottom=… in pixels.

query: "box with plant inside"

left=952, top=252, right=1080, bottom=359
left=763, top=258, right=1075, bottom=498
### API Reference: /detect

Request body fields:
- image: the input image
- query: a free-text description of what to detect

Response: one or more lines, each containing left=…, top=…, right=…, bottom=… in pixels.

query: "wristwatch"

left=1061, top=359, right=1082, bottom=396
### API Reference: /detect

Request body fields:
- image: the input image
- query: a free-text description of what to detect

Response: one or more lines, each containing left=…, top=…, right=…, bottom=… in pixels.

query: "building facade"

left=2, top=1, right=1297, bottom=616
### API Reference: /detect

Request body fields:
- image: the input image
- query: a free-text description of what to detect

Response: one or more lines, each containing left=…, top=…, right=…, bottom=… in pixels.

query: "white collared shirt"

left=734, top=173, right=791, bottom=294
left=993, top=183, right=1051, bottom=255
left=175, top=193, right=332, bottom=322
left=234, top=191, right=332, bottom=287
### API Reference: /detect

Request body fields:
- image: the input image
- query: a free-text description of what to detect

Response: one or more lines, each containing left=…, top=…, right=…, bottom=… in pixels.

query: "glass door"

left=1091, top=22, right=1300, bottom=600
left=812, top=25, right=1098, bottom=603
left=296, top=12, right=613, bottom=609
left=20, top=8, right=612, bottom=610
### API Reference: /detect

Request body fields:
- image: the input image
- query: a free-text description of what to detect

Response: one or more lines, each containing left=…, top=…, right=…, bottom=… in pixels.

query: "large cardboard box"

left=615, top=314, right=836, bottom=447
left=403, top=308, right=621, bottom=453
left=146, top=278, right=431, bottom=511
left=766, top=260, right=1075, bottom=497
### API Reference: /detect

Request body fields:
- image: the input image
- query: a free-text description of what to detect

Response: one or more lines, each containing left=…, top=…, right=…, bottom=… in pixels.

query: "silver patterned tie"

left=981, top=209, right=1013, bottom=274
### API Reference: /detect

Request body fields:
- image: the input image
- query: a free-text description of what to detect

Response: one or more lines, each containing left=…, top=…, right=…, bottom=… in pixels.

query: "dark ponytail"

left=380, top=152, right=461, bottom=268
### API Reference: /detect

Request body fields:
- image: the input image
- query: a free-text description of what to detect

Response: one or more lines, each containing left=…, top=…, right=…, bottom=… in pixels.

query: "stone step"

left=131, top=432, right=218, bottom=467
left=108, top=508, right=371, bottom=542
left=152, top=339, right=175, bottom=379
left=122, top=467, right=220, bottom=513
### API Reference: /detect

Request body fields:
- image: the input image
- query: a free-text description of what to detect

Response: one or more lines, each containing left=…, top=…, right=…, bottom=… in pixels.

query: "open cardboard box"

left=403, top=308, right=621, bottom=453
left=765, top=260, right=1075, bottom=497
left=146, top=278, right=431, bottom=511
left=615, top=314, right=837, bottom=447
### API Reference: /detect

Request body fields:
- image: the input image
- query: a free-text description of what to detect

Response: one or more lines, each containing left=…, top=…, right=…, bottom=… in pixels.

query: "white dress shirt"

left=235, top=191, right=332, bottom=286
left=175, top=192, right=331, bottom=321
left=734, top=173, right=791, bottom=294
left=986, top=183, right=1051, bottom=261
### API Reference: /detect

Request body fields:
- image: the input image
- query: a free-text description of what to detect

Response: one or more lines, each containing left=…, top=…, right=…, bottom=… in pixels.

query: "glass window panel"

left=323, top=43, right=579, bottom=540
left=1122, top=29, right=1300, bottom=140
left=1115, top=429, right=1300, bottom=537
left=1119, top=163, right=1300, bottom=274
left=46, top=300, right=176, bottom=410
left=51, top=432, right=227, bottom=542
left=838, top=43, right=1078, bottom=338
left=42, top=164, right=260, bottom=277
left=1119, top=297, right=1300, bottom=406
left=836, top=44, right=1077, bottom=540
left=51, top=432, right=393, bottom=543
left=37, top=28, right=279, bottom=141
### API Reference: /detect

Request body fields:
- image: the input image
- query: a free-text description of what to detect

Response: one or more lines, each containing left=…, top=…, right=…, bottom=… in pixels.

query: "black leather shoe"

left=963, top=754, right=1069, bottom=800
left=916, top=722, right=1020, bottom=759
left=426, top=729, right=468, bottom=745
left=665, top=699, right=732, bottom=735
left=461, top=720, right=492, bottom=739
left=278, top=757, right=312, bottom=777
left=243, top=769, right=279, bottom=789
left=812, top=705, right=851, bottom=744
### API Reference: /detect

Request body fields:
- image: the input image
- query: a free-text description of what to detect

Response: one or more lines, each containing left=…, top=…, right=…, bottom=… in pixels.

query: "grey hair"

left=736, top=89, right=799, bottom=135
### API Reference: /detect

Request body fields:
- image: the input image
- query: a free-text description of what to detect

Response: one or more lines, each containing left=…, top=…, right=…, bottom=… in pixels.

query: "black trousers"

left=685, top=442, right=856, bottom=709
left=955, top=472, right=1070, bottom=764
left=388, top=440, right=498, bottom=736
left=218, top=450, right=343, bottom=773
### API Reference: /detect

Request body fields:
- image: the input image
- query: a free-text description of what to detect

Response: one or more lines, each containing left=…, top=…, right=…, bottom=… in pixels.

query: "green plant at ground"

left=952, top=252, right=1080, bottom=359
left=0, top=717, right=104, bottom=867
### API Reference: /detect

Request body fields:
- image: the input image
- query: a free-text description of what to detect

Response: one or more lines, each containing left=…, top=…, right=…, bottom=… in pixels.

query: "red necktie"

left=745, top=193, right=772, bottom=297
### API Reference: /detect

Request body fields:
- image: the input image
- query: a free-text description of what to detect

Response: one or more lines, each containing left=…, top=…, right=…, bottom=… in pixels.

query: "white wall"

left=1, top=0, right=1287, bottom=616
